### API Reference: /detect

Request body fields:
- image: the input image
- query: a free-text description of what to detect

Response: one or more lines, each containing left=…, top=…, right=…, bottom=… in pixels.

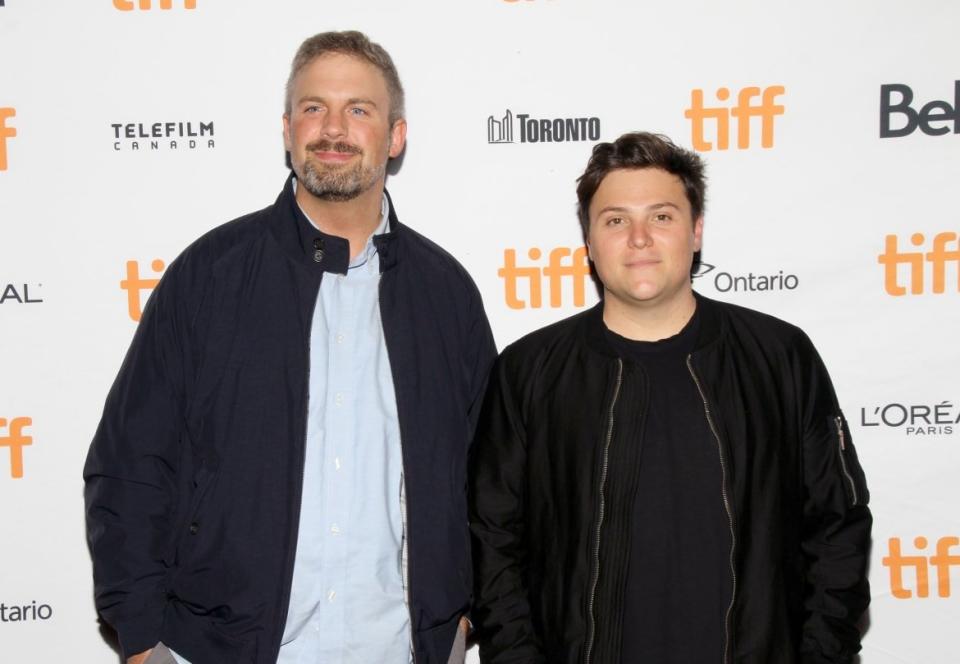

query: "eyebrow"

left=595, top=202, right=681, bottom=216
left=296, top=95, right=379, bottom=108
left=648, top=202, right=681, bottom=211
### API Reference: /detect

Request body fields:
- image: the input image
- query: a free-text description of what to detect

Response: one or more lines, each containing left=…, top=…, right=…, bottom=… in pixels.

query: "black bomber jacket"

left=84, top=176, right=496, bottom=664
left=469, top=294, right=871, bottom=664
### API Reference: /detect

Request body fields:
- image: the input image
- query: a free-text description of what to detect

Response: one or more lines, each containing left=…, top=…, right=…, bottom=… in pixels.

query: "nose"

left=628, top=220, right=652, bottom=249
left=321, top=110, right=347, bottom=139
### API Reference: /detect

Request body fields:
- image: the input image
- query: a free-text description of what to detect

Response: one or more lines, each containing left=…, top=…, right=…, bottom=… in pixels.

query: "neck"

left=295, top=180, right=385, bottom=259
left=602, top=289, right=697, bottom=341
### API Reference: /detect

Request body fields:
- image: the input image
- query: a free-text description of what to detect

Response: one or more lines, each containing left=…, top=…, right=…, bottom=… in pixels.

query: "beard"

left=295, top=140, right=386, bottom=202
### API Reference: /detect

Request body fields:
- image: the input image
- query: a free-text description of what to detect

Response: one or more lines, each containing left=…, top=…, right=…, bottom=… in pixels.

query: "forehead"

left=590, top=168, right=690, bottom=214
left=291, top=52, right=390, bottom=100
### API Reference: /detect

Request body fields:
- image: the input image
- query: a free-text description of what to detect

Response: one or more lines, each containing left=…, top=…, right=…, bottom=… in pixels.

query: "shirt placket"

left=318, top=271, right=355, bottom=651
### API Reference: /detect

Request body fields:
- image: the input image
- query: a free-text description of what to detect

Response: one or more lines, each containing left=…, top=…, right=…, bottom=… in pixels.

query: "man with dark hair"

left=470, top=132, right=871, bottom=663
left=85, top=31, right=494, bottom=664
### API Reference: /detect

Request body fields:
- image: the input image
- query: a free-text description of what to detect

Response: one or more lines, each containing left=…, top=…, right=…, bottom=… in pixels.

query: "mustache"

left=305, top=140, right=362, bottom=155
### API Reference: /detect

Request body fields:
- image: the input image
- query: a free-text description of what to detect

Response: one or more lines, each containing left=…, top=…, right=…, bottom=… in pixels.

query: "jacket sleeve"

left=83, top=258, right=196, bottom=658
left=793, top=333, right=872, bottom=664
left=469, top=353, right=546, bottom=664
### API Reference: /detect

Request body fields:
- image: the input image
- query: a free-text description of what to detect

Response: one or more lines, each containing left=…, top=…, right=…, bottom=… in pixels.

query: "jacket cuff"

left=802, top=652, right=854, bottom=664
left=113, top=602, right=166, bottom=659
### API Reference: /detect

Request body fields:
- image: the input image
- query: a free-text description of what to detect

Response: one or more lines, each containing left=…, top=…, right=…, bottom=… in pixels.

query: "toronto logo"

left=487, top=109, right=600, bottom=144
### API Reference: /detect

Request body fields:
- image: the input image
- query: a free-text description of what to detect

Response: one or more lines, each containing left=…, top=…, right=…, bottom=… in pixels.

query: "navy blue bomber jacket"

left=84, top=176, right=497, bottom=664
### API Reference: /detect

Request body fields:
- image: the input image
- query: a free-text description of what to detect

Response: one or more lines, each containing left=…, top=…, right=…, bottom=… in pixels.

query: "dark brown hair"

left=576, top=132, right=706, bottom=237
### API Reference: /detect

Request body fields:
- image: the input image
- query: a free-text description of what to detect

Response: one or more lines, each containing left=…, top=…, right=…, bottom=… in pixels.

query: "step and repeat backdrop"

left=1, top=1, right=958, bottom=662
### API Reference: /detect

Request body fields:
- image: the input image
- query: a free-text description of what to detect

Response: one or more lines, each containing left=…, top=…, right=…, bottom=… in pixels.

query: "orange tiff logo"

left=883, top=536, right=960, bottom=598
left=0, top=107, right=16, bottom=171
left=685, top=86, right=785, bottom=151
left=121, top=259, right=166, bottom=321
left=499, top=246, right=590, bottom=309
left=878, top=232, right=960, bottom=295
left=0, top=417, right=33, bottom=479
left=113, top=0, right=196, bottom=10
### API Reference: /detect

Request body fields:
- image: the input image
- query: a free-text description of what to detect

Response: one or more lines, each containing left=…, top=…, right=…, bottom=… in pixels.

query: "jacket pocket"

left=830, top=413, right=867, bottom=507
left=170, top=462, right=218, bottom=567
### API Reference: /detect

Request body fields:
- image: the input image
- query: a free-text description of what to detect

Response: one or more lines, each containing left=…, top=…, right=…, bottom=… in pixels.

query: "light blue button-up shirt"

left=170, top=189, right=410, bottom=664
left=279, top=192, right=410, bottom=663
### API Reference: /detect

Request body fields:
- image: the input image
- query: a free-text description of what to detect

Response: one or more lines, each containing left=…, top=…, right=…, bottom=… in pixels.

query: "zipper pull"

left=835, top=416, right=846, bottom=450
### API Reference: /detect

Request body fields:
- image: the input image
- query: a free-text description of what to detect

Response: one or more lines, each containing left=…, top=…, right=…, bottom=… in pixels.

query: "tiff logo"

left=883, top=536, right=960, bottom=598
left=878, top=232, right=960, bottom=296
left=499, top=247, right=590, bottom=309
left=121, top=259, right=166, bottom=321
left=0, top=107, right=16, bottom=171
left=0, top=417, right=32, bottom=479
left=488, top=109, right=514, bottom=144
left=685, top=86, right=785, bottom=151
left=114, top=0, right=196, bottom=9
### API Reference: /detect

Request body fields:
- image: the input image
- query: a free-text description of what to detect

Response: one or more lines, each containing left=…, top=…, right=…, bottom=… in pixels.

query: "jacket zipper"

left=378, top=277, right=419, bottom=664
left=584, top=359, right=623, bottom=664
left=686, top=356, right=736, bottom=664
left=834, top=416, right=858, bottom=505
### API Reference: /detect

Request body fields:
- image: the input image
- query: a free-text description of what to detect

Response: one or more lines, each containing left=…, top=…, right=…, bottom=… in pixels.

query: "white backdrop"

left=1, top=1, right=958, bottom=662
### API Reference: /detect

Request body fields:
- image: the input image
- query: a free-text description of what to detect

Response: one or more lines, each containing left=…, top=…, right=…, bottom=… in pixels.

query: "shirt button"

left=330, top=523, right=341, bottom=535
left=335, top=393, right=343, bottom=406
left=328, top=590, right=336, bottom=602
left=335, top=456, right=342, bottom=471
left=336, top=334, right=344, bottom=344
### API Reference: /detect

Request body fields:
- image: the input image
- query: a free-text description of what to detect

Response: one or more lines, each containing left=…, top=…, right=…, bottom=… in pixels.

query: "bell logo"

left=0, top=417, right=32, bottom=479
left=121, top=259, right=166, bottom=321
left=685, top=86, right=785, bottom=151
left=0, top=107, right=16, bottom=172
left=499, top=247, right=591, bottom=309
left=114, top=0, right=196, bottom=9
left=878, top=232, right=960, bottom=295
left=883, top=536, right=960, bottom=599
left=880, top=82, right=960, bottom=138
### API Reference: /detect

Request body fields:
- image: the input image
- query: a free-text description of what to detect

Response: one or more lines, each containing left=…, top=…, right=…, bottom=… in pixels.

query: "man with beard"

left=85, top=31, right=495, bottom=664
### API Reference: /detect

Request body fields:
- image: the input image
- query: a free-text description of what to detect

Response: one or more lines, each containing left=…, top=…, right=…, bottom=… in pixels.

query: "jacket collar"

left=269, top=172, right=401, bottom=274
left=582, top=290, right=724, bottom=358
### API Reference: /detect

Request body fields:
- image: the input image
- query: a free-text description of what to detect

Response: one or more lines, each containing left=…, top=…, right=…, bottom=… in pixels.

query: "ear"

left=584, top=217, right=595, bottom=261
left=282, top=113, right=292, bottom=153
left=388, top=118, right=407, bottom=158
left=693, top=215, right=704, bottom=252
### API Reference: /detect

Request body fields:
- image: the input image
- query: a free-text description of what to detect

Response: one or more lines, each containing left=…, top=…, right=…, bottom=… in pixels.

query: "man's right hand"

left=126, top=649, right=152, bottom=664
